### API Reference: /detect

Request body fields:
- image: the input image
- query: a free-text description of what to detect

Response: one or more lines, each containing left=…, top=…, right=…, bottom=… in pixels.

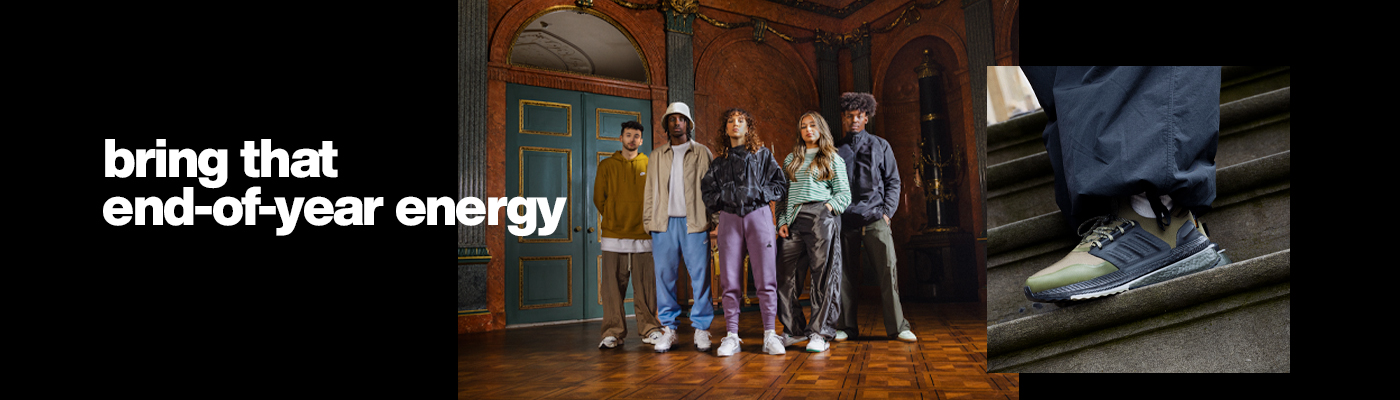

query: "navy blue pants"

left=1021, top=66, right=1221, bottom=228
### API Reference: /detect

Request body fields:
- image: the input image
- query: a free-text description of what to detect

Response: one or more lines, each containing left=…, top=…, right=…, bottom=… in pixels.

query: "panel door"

left=582, top=92, right=651, bottom=320
left=506, top=84, right=585, bottom=324
left=506, top=83, right=651, bottom=325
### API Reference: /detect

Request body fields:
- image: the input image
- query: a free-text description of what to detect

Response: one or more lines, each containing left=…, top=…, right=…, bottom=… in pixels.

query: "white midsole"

left=1068, top=244, right=1219, bottom=300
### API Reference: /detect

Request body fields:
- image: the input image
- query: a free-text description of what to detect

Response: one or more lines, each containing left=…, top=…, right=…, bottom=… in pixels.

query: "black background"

left=76, top=3, right=450, bottom=394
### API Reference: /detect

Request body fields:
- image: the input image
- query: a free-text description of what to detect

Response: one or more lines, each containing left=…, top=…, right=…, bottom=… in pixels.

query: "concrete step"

left=1222, top=66, right=1291, bottom=104
left=987, top=150, right=1290, bottom=325
left=986, top=86, right=1290, bottom=229
left=987, top=110, right=1047, bottom=166
left=986, top=249, right=1290, bottom=372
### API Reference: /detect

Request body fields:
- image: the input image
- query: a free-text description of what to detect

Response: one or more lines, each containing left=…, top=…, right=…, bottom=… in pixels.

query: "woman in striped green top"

left=774, top=111, right=851, bottom=353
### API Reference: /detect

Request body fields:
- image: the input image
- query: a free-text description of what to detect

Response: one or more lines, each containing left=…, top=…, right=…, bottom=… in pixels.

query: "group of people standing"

left=591, top=92, right=917, bottom=357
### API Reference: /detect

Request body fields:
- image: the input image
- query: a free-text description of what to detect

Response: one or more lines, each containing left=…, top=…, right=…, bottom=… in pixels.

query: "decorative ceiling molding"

left=595, top=0, right=944, bottom=45
left=508, top=6, right=650, bottom=83
left=762, top=0, right=876, bottom=18
left=512, top=30, right=595, bottom=75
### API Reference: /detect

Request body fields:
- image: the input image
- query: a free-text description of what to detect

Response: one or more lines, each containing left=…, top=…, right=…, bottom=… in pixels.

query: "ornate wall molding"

left=513, top=30, right=596, bottom=75
left=762, top=0, right=875, bottom=18
left=489, top=63, right=658, bottom=100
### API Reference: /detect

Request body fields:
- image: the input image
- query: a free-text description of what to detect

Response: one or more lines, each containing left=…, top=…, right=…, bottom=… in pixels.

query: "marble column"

left=664, top=7, right=696, bottom=112
left=963, top=0, right=993, bottom=239
left=458, top=0, right=488, bottom=314
left=850, top=33, right=872, bottom=95
left=816, top=39, right=841, bottom=141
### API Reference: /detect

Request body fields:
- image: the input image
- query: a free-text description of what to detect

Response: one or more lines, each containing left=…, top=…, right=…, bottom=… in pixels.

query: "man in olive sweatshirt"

left=593, top=120, right=662, bottom=349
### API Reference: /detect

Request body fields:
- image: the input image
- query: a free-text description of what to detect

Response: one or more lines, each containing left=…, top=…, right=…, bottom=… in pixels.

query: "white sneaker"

left=896, top=330, right=918, bottom=342
left=643, top=331, right=662, bottom=344
left=834, top=330, right=849, bottom=342
left=763, top=330, right=786, bottom=355
left=781, top=333, right=809, bottom=347
left=694, top=329, right=713, bottom=352
left=599, top=336, right=619, bottom=349
left=805, top=334, right=829, bottom=352
left=654, top=327, right=677, bottom=352
left=716, top=333, right=742, bottom=357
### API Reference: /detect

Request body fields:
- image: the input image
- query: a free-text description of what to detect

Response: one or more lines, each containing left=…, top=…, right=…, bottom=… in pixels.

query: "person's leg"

left=652, top=227, right=681, bottom=331
left=834, top=227, right=863, bottom=339
left=745, top=207, right=779, bottom=333
left=1038, top=66, right=1220, bottom=227
left=600, top=251, right=629, bottom=343
left=631, top=252, right=662, bottom=340
left=863, top=219, right=911, bottom=337
left=716, top=211, right=745, bottom=335
left=777, top=218, right=811, bottom=339
left=805, top=203, right=843, bottom=340
left=679, top=222, right=714, bottom=332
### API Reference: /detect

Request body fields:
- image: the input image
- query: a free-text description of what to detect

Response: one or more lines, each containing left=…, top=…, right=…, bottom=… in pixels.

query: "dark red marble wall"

left=466, top=0, right=1008, bottom=332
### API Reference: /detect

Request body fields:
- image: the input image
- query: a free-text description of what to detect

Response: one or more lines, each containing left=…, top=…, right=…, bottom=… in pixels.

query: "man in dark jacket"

left=833, top=92, right=916, bottom=342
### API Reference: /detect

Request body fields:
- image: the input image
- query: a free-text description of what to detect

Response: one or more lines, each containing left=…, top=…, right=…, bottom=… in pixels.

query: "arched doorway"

left=504, top=7, right=653, bottom=325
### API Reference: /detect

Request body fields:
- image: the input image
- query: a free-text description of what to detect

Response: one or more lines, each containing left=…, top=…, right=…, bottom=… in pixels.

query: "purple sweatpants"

left=717, top=207, right=778, bottom=333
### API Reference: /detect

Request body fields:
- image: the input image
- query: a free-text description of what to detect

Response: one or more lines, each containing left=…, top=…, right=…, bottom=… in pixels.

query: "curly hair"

left=714, top=108, right=764, bottom=158
left=840, top=92, right=878, bottom=118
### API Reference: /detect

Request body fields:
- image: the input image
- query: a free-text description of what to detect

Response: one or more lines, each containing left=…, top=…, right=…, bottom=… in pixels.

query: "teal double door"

left=505, top=83, right=652, bottom=325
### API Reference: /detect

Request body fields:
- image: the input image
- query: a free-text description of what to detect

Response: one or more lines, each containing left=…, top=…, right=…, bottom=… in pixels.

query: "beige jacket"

left=643, top=140, right=714, bottom=233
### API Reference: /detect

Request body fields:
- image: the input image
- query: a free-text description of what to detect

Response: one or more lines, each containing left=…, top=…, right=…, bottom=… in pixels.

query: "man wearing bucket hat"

left=643, top=101, right=717, bottom=352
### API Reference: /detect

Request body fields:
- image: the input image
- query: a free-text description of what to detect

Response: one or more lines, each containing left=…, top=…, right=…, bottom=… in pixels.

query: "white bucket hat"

left=662, top=102, right=695, bottom=140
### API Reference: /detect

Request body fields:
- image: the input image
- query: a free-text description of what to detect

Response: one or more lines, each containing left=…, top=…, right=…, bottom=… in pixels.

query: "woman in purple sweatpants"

left=701, top=108, right=789, bottom=357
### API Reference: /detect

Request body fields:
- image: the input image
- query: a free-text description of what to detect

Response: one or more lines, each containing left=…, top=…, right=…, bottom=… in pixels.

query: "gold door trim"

left=596, top=108, right=642, bottom=141
left=519, top=100, right=573, bottom=137
left=519, top=255, right=573, bottom=310
left=518, top=146, right=572, bottom=243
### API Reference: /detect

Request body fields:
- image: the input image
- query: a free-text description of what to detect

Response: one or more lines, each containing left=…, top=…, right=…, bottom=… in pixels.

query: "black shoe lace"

left=1076, top=215, right=1136, bottom=249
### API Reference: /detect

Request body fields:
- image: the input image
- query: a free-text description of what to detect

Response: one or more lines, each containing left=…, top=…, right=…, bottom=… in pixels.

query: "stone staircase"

left=983, top=66, right=1291, bottom=372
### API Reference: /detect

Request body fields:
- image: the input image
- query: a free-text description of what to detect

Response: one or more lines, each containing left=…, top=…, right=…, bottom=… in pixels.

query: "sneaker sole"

left=765, top=342, right=787, bottom=355
left=805, top=343, right=829, bottom=352
left=1025, top=239, right=1219, bottom=302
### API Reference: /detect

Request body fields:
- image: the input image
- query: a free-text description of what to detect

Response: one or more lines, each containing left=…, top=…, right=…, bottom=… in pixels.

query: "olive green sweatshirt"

left=594, top=151, right=651, bottom=240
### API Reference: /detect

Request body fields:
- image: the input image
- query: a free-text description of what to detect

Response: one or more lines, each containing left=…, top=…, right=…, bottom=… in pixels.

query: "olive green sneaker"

left=1023, top=198, right=1221, bottom=303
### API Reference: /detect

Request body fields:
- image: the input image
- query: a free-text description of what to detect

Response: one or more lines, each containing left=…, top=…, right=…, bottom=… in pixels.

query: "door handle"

left=587, top=227, right=595, bottom=233
left=574, top=226, right=582, bottom=232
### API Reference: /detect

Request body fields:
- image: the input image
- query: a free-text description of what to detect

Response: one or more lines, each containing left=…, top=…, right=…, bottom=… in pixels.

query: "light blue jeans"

left=652, top=217, right=714, bottom=330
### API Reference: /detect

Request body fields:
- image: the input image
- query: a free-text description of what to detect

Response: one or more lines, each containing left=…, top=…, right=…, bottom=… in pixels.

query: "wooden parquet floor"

left=459, top=302, right=1019, bottom=399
